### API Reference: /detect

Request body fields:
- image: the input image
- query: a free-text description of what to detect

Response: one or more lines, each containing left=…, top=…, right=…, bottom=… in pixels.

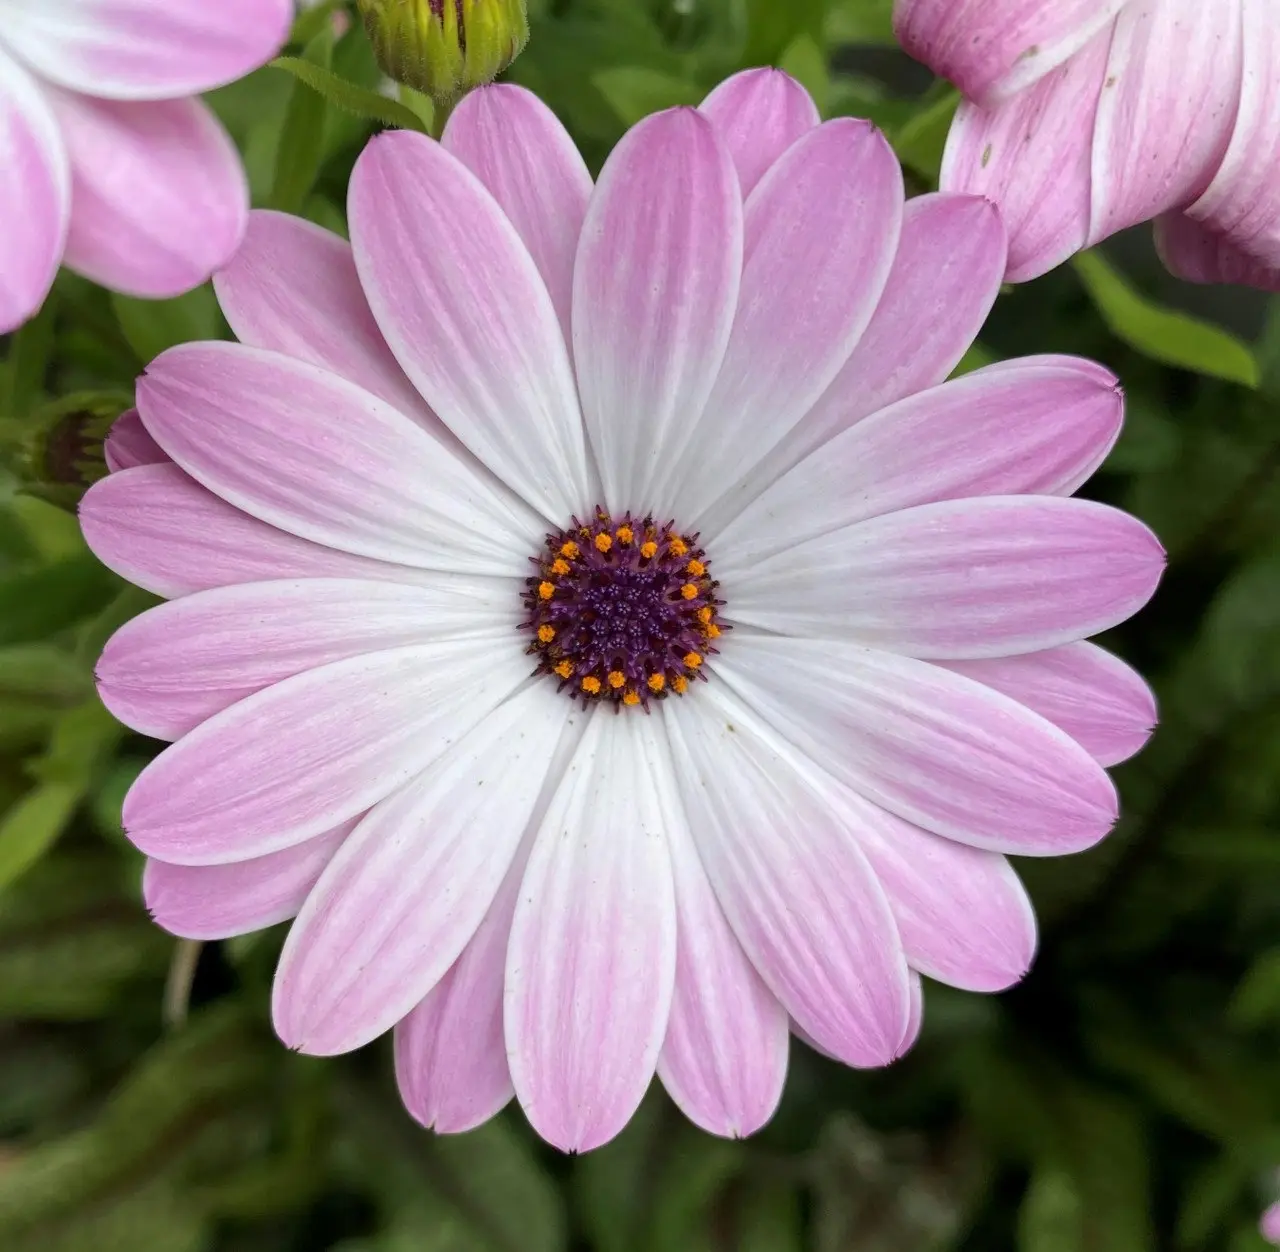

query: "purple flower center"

left=521, top=510, right=727, bottom=709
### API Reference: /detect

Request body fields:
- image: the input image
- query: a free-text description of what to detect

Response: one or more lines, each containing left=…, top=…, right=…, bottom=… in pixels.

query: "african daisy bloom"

left=894, top=0, right=1280, bottom=287
left=80, top=69, right=1164, bottom=1152
left=0, top=0, right=293, bottom=334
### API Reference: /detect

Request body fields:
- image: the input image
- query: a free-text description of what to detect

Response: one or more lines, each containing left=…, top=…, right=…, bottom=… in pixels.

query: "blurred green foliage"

left=1, top=1, right=1278, bottom=1249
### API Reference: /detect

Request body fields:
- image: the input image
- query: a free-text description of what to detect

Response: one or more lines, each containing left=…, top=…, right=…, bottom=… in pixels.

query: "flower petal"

left=213, top=211, right=437, bottom=426
left=0, top=49, right=68, bottom=334
left=52, top=92, right=246, bottom=299
left=97, top=577, right=519, bottom=740
left=396, top=717, right=587, bottom=1134
left=838, top=792, right=1037, bottom=991
left=894, top=0, right=1132, bottom=101
left=1154, top=213, right=1280, bottom=291
left=698, top=68, right=820, bottom=196
left=1181, top=0, right=1280, bottom=272
left=506, top=710, right=677, bottom=1152
left=443, top=84, right=592, bottom=341
left=664, top=686, right=911, bottom=1066
left=656, top=778, right=789, bottom=1139
left=717, top=356, right=1122, bottom=565
left=725, top=496, right=1164, bottom=658
left=899, top=973, right=924, bottom=1054
left=570, top=107, right=742, bottom=514
left=80, top=463, right=436, bottom=599
left=679, top=120, right=904, bottom=527
left=938, top=641, right=1156, bottom=766
left=273, top=684, right=568, bottom=1056
left=350, top=129, right=590, bottom=521
left=1088, top=0, right=1243, bottom=246
left=0, top=0, right=291, bottom=100
left=137, top=342, right=539, bottom=577
left=121, top=637, right=528, bottom=865
left=715, top=636, right=1120, bottom=856
left=142, top=821, right=355, bottom=941
left=941, top=29, right=1111, bottom=282
left=104, top=408, right=166, bottom=472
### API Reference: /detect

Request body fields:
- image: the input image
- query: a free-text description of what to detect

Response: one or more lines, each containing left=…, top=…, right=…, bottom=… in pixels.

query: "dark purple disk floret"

left=520, top=509, right=727, bottom=709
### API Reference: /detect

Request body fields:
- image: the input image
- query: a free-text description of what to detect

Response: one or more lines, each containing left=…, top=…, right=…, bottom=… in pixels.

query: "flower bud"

left=356, top=0, right=528, bottom=105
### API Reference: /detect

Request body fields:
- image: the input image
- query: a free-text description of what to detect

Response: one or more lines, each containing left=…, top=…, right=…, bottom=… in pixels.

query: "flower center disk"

left=522, top=511, right=726, bottom=708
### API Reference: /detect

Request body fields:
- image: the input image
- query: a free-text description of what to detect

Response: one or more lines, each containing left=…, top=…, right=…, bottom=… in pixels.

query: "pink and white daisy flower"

left=0, top=0, right=293, bottom=333
left=80, top=70, right=1164, bottom=1152
left=894, top=0, right=1280, bottom=288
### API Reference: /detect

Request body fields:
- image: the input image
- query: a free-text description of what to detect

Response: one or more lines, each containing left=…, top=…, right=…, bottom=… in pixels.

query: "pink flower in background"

left=894, top=0, right=1280, bottom=288
left=1263, top=1200, right=1280, bottom=1246
left=81, top=70, right=1163, bottom=1152
left=0, top=0, right=294, bottom=334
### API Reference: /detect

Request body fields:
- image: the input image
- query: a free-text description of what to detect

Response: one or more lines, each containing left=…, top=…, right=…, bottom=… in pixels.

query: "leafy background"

left=1, top=1, right=1278, bottom=1248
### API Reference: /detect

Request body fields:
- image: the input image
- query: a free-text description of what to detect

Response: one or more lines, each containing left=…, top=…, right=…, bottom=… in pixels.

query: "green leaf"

left=269, top=56, right=431, bottom=133
left=825, top=0, right=896, bottom=46
left=890, top=89, right=959, bottom=185
left=743, top=0, right=825, bottom=64
left=0, top=553, right=120, bottom=647
left=592, top=67, right=702, bottom=126
left=112, top=285, right=224, bottom=364
left=1019, top=1169, right=1084, bottom=1252
left=778, top=34, right=830, bottom=116
left=1230, top=947, right=1280, bottom=1027
left=1073, top=251, right=1260, bottom=387
left=271, top=22, right=337, bottom=213
left=0, top=782, right=80, bottom=892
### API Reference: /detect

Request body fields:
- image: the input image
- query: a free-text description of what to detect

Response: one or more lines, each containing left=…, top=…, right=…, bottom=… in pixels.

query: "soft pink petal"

left=443, top=84, right=592, bottom=341
left=137, top=343, right=539, bottom=576
left=80, top=464, right=437, bottom=599
left=698, top=68, right=820, bottom=196
left=213, top=211, right=438, bottom=426
left=350, top=129, right=590, bottom=521
left=1088, top=0, right=1243, bottom=246
left=941, top=29, right=1111, bottom=282
left=899, top=973, right=924, bottom=1054
left=121, top=637, right=528, bottom=865
left=273, top=685, right=568, bottom=1056
left=725, top=496, right=1165, bottom=658
left=396, top=718, right=586, bottom=1134
left=893, top=0, right=1132, bottom=100
left=52, top=91, right=246, bottom=299
left=1154, top=213, right=1280, bottom=291
left=0, top=0, right=291, bottom=100
left=103, top=408, right=166, bottom=473
left=97, top=577, right=518, bottom=740
left=717, top=356, right=1122, bottom=565
left=1261, top=1200, right=1280, bottom=1246
left=656, top=781, right=789, bottom=1139
left=506, top=711, right=677, bottom=1153
left=0, top=49, right=69, bottom=334
left=1182, top=0, right=1280, bottom=271
left=570, top=108, right=742, bottom=514
left=715, top=637, right=1119, bottom=857
left=938, top=641, right=1156, bottom=766
left=679, top=120, right=903, bottom=528
left=664, top=687, right=911, bottom=1067
left=142, top=821, right=355, bottom=941
left=838, top=791, right=1037, bottom=991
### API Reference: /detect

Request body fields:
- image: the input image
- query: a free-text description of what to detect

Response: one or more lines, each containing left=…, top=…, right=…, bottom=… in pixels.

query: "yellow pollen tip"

left=686, top=559, right=705, bottom=577
left=559, top=541, right=579, bottom=559
left=538, top=581, right=555, bottom=600
left=622, top=690, right=641, bottom=706
left=668, top=537, right=688, bottom=556
left=684, top=651, right=703, bottom=669
left=705, top=623, right=721, bottom=639
left=696, top=606, right=713, bottom=624
left=616, top=525, right=634, bottom=544
left=647, top=673, right=666, bottom=692
left=607, top=670, right=626, bottom=689
left=680, top=583, right=698, bottom=600
left=581, top=675, right=602, bottom=694
left=640, top=541, right=657, bottom=559
left=594, top=532, right=613, bottom=553
left=551, top=558, right=570, bottom=576
left=537, top=625, right=555, bottom=643
left=553, top=660, right=573, bottom=679
left=673, top=675, right=689, bottom=694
